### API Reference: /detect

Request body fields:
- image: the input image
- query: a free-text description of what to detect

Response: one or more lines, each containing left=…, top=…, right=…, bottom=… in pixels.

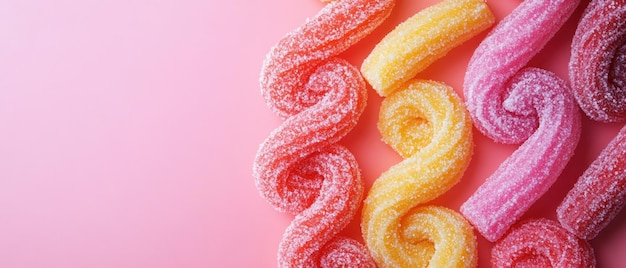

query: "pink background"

left=0, top=0, right=624, bottom=267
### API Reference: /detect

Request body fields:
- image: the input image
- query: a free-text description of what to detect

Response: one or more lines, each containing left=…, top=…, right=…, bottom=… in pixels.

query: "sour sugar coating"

left=260, top=0, right=395, bottom=119
left=360, top=0, right=495, bottom=97
left=461, top=69, right=581, bottom=242
left=492, top=219, right=596, bottom=268
left=254, top=0, right=395, bottom=266
left=464, top=0, right=580, bottom=143
left=362, top=80, right=477, bottom=268
left=557, top=125, right=626, bottom=240
left=569, top=0, right=626, bottom=122
left=461, top=0, right=582, bottom=242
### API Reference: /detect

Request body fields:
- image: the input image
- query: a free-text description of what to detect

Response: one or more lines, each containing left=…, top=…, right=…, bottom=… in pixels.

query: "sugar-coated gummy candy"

left=492, top=219, right=596, bottom=268
left=362, top=80, right=476, bottom=268
left=460, top=0, right=581, bottom=242
left=260, top=0, right=394, bottom=119
left=254, top=0, right=394, bottom=266
left=464, top=0, right=580, bottom=144
left=569, top=0, right=626, bottom=122
left=557, top=125, right=626, bottom=240
left=360, top=0, right=494, bottom=97
left=359, top=1, right=495, bottom=266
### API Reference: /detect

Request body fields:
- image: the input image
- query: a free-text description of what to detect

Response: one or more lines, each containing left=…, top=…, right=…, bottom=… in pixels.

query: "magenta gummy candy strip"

left=557, top=125, right=626, bottom=240
left=460, top=0, right=581, bottom=242
left=569, top=0, right=626, bottom=122
left=557, top=0, right=626, bottom=241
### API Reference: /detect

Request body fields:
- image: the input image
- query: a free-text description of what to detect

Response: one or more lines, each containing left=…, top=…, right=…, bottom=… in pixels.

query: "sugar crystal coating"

left=569, top=0, right=626, bottom=122
left=492, top=219, right=596, bottom=268
left=360, top=0, right=495, bottom=97
left=362, top=80, right=476, bottom=268
left=460, top=0, right=582, bottom=242
left=359, top=1, right=495, bottom=266
left=557, top=125, right=626, bottom=240
left=253, top=0, right=394, bottom=266
left=464, top=0, right=580, bottom=144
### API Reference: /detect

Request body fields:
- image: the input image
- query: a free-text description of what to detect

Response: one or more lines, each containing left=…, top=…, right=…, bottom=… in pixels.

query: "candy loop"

left=460, top=0, right=582, bottom=242
left=362, top=80, right=475, bottom=268
left=277, top=145, right=371, bottom=267
left=359, top=1, right=493, bottom=266
left=254, top=0, right=394, bottom=266
left=260, top=0, right=395, bottom=119
left=569, top=0, right=626, bottom=122
left=464, top=0, right=580, bottom=144
left=557, top=125, right=626, bottom=240
left=255, top=59, right=367, bottom=214
left=492, top=219, right=596, bottom=268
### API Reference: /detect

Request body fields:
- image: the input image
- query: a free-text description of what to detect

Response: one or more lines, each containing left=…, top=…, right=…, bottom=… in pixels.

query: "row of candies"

left=253, top=0, right=626, bottom=267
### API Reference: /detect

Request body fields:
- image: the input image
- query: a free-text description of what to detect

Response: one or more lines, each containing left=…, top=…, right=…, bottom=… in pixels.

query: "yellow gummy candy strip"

left=360, top=0, right=495, bottom=267
left=362, top=80, right=475, bottom=267
left=361, top=0, right=495, bottom=97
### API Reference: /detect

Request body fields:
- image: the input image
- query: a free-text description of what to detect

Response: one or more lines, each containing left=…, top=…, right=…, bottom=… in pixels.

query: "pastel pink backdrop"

left=0, top=0, right=624, bottom=267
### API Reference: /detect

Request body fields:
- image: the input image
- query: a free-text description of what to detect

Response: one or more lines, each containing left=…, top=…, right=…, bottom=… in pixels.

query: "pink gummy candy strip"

left=569, top=0, right=626, bottom=122
left=557, top=125, right=626, bottom=240
left=461, top=0, right=581, bottom=242
left=253, top=0, right=394, bottom=267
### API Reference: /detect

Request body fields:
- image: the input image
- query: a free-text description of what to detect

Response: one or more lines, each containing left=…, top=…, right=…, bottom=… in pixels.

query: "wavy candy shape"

left=362, top=80, right=476, bottom=267
left=359, top=1, right=494, bottom=267
left=492, top=219, right=595, bottom=268
left=460, top=0, right=582, bottom=242
left=569, top=0, right=626, bottom=122
left=253, top=0, right=394, bottom=266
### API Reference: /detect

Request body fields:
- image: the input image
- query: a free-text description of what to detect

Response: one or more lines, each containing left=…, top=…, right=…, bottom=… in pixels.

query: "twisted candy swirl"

left=569, top=0, right=626, bottom=122
left=362, top=80, right=476, bottom=267
left=253, top=0, right=394, bottom=267
left=359, top=1, right=494, bottom=266
left=460, top=0, right=582, bottom=242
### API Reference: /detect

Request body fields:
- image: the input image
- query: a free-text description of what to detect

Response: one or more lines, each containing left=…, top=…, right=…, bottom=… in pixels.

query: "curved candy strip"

left=360, top=0, right=495, bottom=96
left=557, top=125, right=626, bottom=240
left=254, top=0, right=394, bottom=266
left=464, top=0, right=579, bottom=143
left=261, top=0, right=395, bottom=119
left=460, top=0, right=582, bottom=242
left=569, top=0, right=626, bottom=122
left=362, top=80, right=476, bottom=267
left=492, top=219, right=596, bottom=268
left=277, top=145, right=369, bottom=267
left=360, top=1, right=494, bottom=266
left=462, top=68, right=581, bottom=242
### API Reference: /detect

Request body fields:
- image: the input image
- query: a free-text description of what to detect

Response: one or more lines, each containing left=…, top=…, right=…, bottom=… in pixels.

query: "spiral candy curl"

left=253, top=0, right=394, bottom=267
left=569, top=0, right=626, bottom=122
left=362, top=80, right=476, bottom=267
left=360, top=0, right=494, bottom=266
left=556, top=0, right=626, bottom=241
left=492, top=219, right=595, bottom=267
left=460, top=0, right=582, bottom=242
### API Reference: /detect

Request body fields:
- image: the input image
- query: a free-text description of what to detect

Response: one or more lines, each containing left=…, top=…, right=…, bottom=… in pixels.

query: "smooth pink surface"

left=0, top=0, right=624, bottom=267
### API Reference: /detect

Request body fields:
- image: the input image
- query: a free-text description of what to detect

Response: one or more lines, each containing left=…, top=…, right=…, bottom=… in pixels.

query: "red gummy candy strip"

left=253, top=0, right=394, bottom=267
left=460, top=0, right=582, bottom=242
left=260, top=0, right=395, bottom=119
left=492, top=219, right=596, bottom=268
left=557, top=125, right=626, bottom=240
left=569, top=0, right=626, bottom=122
